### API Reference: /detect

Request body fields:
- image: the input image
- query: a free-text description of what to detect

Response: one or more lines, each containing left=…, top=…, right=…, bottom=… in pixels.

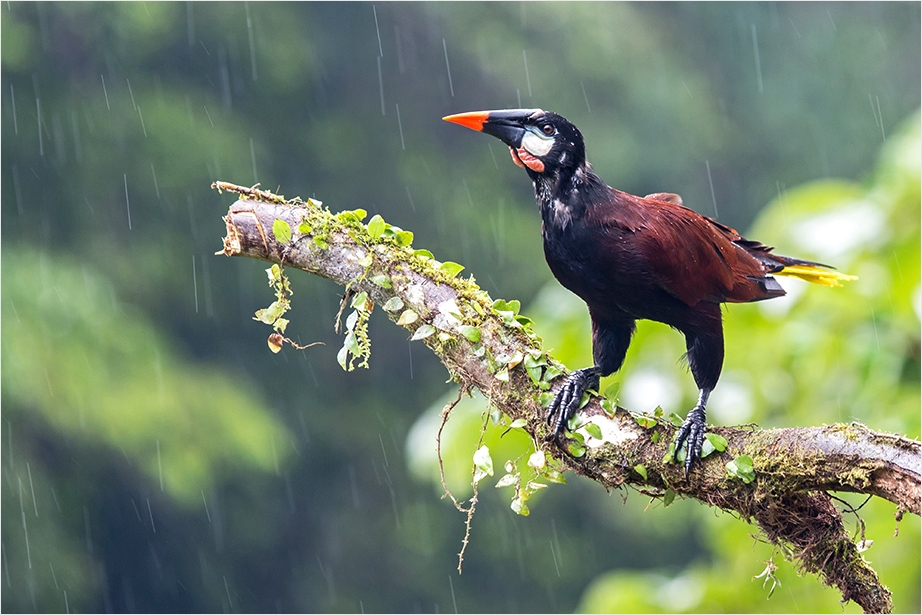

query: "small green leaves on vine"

left=337, top=208, right=367, bottom=223
left=272, top=219, right=293, bottom=244
left=727, top=454, right=756, bottom=483
left=396, top=309, right=418, bottom=326
left=439, top=261, right=465, bottom=278
left=254, top=264, right=292, bottom=335
left=367, top=214, right=386, bottom=239
left=411, top=324, right=436, bottom=341
left=472, top=446, right=494, bottom=484
left=633, top=464, right=648, bottom=480
left=382, top=297, right=404, bottom=312
left=701, top=433, right=728, bottom=459
left=457, top=325, right=481, bottom=343
left=337, top=290, right=372, bottom=371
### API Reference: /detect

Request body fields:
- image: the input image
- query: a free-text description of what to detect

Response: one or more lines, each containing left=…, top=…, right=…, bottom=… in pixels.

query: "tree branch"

left=214, top=182, right=919, bottom=613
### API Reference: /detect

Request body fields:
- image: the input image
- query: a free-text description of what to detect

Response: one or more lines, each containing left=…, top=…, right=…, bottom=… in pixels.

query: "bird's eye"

left=541, top=124, right=554, bottom=136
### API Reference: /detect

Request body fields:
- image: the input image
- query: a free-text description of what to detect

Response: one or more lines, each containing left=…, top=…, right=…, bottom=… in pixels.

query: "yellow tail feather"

left=776, top=264, right=858, bottom=287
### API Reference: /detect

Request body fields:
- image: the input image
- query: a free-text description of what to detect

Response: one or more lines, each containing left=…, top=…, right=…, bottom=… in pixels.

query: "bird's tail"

left=774, top=263, right=858, bottom=287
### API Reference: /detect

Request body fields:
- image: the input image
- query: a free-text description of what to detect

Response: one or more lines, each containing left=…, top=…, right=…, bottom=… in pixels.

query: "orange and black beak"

left=443, top=109, right=540, bottom=148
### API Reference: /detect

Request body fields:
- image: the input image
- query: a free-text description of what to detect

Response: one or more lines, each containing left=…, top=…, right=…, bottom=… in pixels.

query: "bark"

left=214, top=182, right=919, bottom=613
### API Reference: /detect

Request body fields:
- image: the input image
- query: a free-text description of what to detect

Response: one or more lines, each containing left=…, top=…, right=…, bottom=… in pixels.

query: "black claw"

left=546, top=367, right=600, bottom=444
left=673, top=405, right=707, bottom=475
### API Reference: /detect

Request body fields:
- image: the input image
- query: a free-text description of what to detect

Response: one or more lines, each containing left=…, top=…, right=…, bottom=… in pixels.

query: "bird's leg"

left=673, top=387, right=711, bottom=475
left=546, top=366, right=601, bottom=442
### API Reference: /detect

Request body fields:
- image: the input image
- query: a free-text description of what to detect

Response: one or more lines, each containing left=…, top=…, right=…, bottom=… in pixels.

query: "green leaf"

left=543, top=470, right=566, bottom=484
left=567, top=441, right=586, bottom=458
left=726, top=455, right=756, bottom=484
left=396, top=309, right=418, bottom=326
left=705, top=432, right=728, bottom=452
left=634, top=414, right=657, bottom=429
left=313, top=236, right=328, bottom=250
left=367, top=214, right=386, bottom=239
left=337, top=208, right=367, bottom=223
left=297, top=220, right=312, bottom=234
left=394, top=230, right=414, bottom=246
left=457, top=325, right=481, bottom=343
left=495, top=473, right=518, bottom=488
left=272, top=219, right=292, bottom=244
left=411, top=324, right=435, bottom=341
left=663, top=489, right=676, bottom=507
left=509, top=418, right=527, bottom=429
left=413, top=249, right=433, bottom=259
left=633, top=464, right=648, bottom=480
left=336, top=346, right=349, bottom=370
left=494, top=367, right=509, bottom=382
left=351, top=291, right=369, bottom=309
left=370, top=274, right=392, bottom=288
left=510, top=497, right=530, bottom=516
left=382, top=297, right=404, bottom=312
left=472, top=445, right=494, bottom=484
left=700, top=438, right=717, bottom=459
left=603, top=382, right=620, bottom=399
left=584, top=422, right=603, bottom=440
left=439, top=261, right=465, bottom=278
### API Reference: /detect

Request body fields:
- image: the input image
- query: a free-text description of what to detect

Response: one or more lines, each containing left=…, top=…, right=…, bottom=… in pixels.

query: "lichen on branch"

left=214, top=181, right=918, bottom=613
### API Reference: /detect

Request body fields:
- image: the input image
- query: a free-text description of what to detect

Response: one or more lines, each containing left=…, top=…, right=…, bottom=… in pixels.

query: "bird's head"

left=443, top=108, right=586, bottom=178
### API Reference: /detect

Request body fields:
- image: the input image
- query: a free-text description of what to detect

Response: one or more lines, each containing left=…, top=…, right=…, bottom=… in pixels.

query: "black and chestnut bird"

left=443, top=108, right=855, bottom=473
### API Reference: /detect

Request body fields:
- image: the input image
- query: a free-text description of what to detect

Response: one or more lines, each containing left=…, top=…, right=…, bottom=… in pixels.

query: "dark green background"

left=2, top=3, right=919, bottom=612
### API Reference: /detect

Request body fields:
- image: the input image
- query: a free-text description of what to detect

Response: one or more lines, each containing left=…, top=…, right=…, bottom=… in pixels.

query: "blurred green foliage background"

left=2, top=3, right=919, bottom=612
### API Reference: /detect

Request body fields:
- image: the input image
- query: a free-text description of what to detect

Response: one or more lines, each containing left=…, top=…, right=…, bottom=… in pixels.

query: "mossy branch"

left=214, top=181, right=919, bottom=614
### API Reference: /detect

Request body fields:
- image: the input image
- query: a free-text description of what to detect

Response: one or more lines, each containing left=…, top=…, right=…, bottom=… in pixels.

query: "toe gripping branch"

left=546, top=366, right=601, bottom=444
left=673, top=389, right=711, bottom=475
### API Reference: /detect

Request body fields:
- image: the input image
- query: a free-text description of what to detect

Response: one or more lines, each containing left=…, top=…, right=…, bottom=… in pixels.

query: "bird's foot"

left=673, top=404, right=707, bottom=475
left=546, top=367, right=600, bottom=445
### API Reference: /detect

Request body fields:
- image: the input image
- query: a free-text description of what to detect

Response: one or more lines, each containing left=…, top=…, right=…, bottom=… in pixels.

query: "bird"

left=443, top=108, right=856, bottom=474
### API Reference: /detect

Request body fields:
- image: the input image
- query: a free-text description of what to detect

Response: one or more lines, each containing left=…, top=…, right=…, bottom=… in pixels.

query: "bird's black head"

left=443, top=108, right=586, bottom=179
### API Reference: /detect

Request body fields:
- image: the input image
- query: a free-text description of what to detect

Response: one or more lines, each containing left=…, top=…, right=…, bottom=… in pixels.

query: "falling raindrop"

left=137, top=106, right=147, bottom=137
left=124, top=174, right=132, bottom=229
left=100, top=74, right=110, bottom=110
left=580, top=81, right=591, bottom=113
left=373, top=5, right=383, bottom=57
left=156, top=440, right=164, bottom=491
left=126, top=78, right=137, bottom=110
left=549, top=539, right=560, bottom=576
left=11, top=164, right=23, bottom=216
left=751, top=24, right=763, bottom=93
left=443, top=38, right=454, bottom=97
left=36, top=97, right=43, bottom=156
left=223, top=575, right=234, bottom=609
left=146, top=498, right=156, bottom=533
left=26, top=463, right=37, bottom=516
left=203, top=104, right=214, bottom=127
left=9, top=84, right=17, bottom=134
left=404, top=185, right=416, bottom=211
left=395, top=103, right=405, bottom=150
left=448, top=575, right=458, bottom=613
left=705, top=159, right=718, bottom=218
left=201, top=491, right=212, bottom=522
left=19, top=478, right=32, bottom=568
left=150, top=163, right=160, bottom=199
left=245, top=1, right=257, bottom=80
left=192, top=254, right=199, bottom=313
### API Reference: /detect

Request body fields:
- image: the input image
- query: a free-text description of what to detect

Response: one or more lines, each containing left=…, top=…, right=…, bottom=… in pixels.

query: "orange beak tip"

left=442, top=110, right=489, bottom=132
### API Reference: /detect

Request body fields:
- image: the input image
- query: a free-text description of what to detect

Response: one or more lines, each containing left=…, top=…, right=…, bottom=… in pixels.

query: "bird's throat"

left=510, top=146, right=545, bottom=173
